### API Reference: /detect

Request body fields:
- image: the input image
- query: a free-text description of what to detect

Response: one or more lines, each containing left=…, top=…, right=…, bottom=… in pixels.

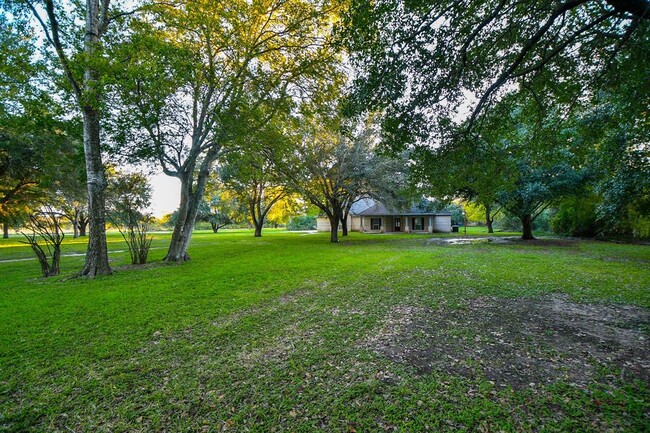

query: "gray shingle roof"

left=351, top=199, right=452, bottom=216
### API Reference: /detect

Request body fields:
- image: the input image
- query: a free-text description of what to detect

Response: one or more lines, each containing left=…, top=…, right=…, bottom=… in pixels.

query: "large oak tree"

left=112, top=0, right=341, bottom=261
left=1, top=14, right=81, bottom=238
left=344, top=0, right=650, bottom=147
left=281, top=114, right=407, bottom=242
left=4, top=0, right=141, bottom=275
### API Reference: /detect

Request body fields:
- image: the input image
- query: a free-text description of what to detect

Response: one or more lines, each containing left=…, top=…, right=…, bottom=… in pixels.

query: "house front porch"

left=359, top=214, right=451, bottom=233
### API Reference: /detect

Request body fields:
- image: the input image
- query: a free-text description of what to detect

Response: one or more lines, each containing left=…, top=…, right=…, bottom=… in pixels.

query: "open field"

left=1, top=230, right=649, bottom=432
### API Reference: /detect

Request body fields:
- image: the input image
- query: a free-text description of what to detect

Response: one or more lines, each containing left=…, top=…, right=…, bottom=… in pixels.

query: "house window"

left=412, top=217, right=424, bottom=231
left=370, top=218, right=382, bottom=230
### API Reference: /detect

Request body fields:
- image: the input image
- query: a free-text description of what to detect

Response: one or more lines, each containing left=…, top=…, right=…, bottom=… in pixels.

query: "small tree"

left=53, top=170, right=89, bottom=239
left=267, top=194, right=302, bottom=228
left=106, top=171, right=154, bottom=265
left=116, top=216, right=154, bottom=265
left=21, top=207, right=65, bottom=277
left=196, top=176, right=247, bottom=233
left=196, top=193, right=245, bottom=234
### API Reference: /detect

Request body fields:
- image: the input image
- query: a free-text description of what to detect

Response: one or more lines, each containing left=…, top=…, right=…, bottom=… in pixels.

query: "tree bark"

left=79, top=217, right=88, bottom=236
left=328, top=213, right=340, bottom=243
left=253, top=223, right=263, bottom=237
left=165, top=213, right=195, bottom=261
left=31, top=244, right=52, bottom=277
left=72, top=209, right=80, bottom=239
left=79, top=107, right=112, bottom=276
left=211, top=222, right=219, bottom=233
left=2, top=222, right=8, bottom=239
left=49, top=246, right=61, bottom=277
left=485, top=205, right=494, bottom=234
left=164, top=163, right=212, bottom=261
left=76, top=0, right=111, bottom=277
left=165, top=177, right=195, bottom=261
left=340, top=216, right=348, bottom=236
left=250, top=201, right=264, bottom=237
left=520, top=214, right=535, bottom=240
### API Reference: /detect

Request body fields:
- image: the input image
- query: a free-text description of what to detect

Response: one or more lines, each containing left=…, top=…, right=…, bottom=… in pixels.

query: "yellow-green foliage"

left=463, top=201, right=487, bottom=224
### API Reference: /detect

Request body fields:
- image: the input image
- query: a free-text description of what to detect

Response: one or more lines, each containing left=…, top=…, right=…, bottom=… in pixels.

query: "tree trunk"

left=165, top=178, right=195, bottom=262
left=165, top=218, right=193, bottom=261
left=49, top=245, right=61, bottom=277
left=340, top=215, right=348, bottom=236
left=521, top=214, right=535, bottom=240
left=78, top=0, right=111, bottom=277
left=79, top=218, right=88, bottom=236
left=251, top=202, right=263, bottom=237
left=253, top=223, right=263, bottom=237
left=211, top=222, right=219, bottom=233
left=164, top=166, right=212, bottom=261
left=79, top=107, right=112, bottom=276
left=328, top=213, right=340, bottom=243
left=31, top=244, right=51, bottom=277
left=250, top=199, right=264, bottom=237
left=165, top=211, right=195, bottom=261
left=2, top=222, right=8, bottom=239
left=485, top=206, right=494, bottom=234
left=72, top=209, right=80, bottom=239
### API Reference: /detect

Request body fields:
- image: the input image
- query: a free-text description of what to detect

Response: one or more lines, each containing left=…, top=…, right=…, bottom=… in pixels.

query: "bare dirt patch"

left=425, top=236, right=580, bottom=247
left=368, top=295, right=650, bottom=389
left=505, top=237, right=581, bottom=248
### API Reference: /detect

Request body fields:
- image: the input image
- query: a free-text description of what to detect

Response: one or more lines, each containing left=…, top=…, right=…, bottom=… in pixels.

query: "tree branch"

left=467, top=0, right=590, bottom=131
left=37, top=0, right=83, bottom=100
left=606, top=0, right=650, bottom=19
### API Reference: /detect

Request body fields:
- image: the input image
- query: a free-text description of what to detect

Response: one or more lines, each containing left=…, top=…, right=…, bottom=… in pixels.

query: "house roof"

left=352, top=199, right=452, bottom=217
left=349, top=197, right=376, bottom=214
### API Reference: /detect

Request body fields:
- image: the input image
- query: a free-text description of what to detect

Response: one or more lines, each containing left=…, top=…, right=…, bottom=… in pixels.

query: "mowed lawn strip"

left=1, top=230, right=648, bottom=432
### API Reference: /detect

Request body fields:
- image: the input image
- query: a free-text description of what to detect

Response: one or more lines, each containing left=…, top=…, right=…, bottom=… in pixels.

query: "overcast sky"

left=148, top=173, right=180, bottom=217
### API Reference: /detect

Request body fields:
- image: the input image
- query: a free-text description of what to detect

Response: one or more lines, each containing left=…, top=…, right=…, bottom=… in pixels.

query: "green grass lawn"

left=1, top=229, right=648, bottom=432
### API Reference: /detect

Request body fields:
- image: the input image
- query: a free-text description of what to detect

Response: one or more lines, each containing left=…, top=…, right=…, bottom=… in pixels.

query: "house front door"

left=394, top=217, right=401, bottom=232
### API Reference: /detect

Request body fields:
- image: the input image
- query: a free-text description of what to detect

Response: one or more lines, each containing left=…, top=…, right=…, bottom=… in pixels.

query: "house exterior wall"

left=316, top=215, right=355, bottom=232
left=351, top=216, right=363, bottom=231
left=316, top=217, right=331, bottom=232
left=433, top=215, right=452, bottom=232
left=364, top=216, right=385, bottom=233
left=317, top=214, right=452, bottom=233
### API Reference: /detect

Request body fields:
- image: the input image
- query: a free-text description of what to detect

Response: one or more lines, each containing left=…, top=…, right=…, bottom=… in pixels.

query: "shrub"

left=494, top=213, right=521, bottom=231
left=287, top=216, right=316, bottom=231
left=116, top=217, right=154, bottom=265
left=20, top=208, right=65, bottom=277
left=552, top=196, right=602, bottom=237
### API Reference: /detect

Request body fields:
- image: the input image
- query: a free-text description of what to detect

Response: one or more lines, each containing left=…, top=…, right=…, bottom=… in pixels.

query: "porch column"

left=428, top=215, right=433, bottom=233
left=404, top=216, right=410, bottom=233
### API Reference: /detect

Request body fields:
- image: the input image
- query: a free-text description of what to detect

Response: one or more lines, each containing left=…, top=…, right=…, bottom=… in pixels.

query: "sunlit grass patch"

left=1, top=230, right=648, bottom=431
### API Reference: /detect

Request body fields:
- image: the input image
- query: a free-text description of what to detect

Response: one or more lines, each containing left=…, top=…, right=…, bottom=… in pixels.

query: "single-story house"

left=316, top=198, right=453, bottom=234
